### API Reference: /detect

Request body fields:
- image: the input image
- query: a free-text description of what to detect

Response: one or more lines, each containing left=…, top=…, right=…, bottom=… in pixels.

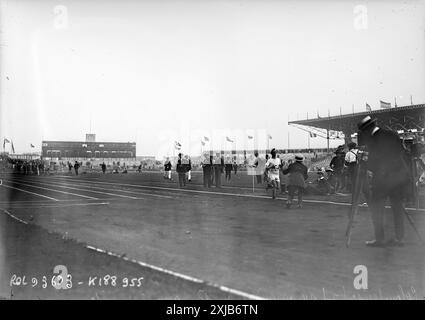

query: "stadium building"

left=289, top=103, right=425, bottom=147
left=41, top=134, right=136, bottom=163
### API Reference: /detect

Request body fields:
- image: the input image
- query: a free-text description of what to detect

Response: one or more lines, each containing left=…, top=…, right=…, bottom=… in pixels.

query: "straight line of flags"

left=184, top=133, right=274, bottom=149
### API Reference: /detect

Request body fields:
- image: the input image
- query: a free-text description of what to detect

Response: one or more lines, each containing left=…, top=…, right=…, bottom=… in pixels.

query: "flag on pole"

left=309, top=132, right=317, bottom=138
left=201, top=141, right=205, bottom=146
left=3, top=138, right=10, bottom=149
left=247, top=135, right=253, bottom=139
left=174, top=141, right=182, bottom=150
left=267, top=134, right=272, bottom=140
left=366, top=103, right=372, bottom=112
left=11, top=141, right=15, bottom=154
left=226, top=136, right=233, bottom=143
left=379, top=100, right=391, bottom=109
left=204, top=136, right=209, bottom=141
left=30, top=144, right=35, bottom=148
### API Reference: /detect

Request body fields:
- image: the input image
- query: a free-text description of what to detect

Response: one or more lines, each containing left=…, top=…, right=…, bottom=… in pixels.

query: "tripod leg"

left=403, top=209, right=425, bottom=246
left=346, top=164, right=365, bottom=247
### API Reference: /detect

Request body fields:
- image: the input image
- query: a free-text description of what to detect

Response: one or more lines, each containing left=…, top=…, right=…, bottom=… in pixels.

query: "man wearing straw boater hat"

left=357, top=115, right=410, bottom=247
left=282, top=153, right=308, bottom=208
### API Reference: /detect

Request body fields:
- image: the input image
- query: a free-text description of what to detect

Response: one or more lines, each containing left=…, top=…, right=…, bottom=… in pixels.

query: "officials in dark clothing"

left=213, top=152, right=224, bottom=188
left=101, top=162, right=106, bottom=174
left=183, top=155, right=192, bottom=182
left=282, top=154, right=308, bottom=208
left=201, top=153, right=213, bottom=188
left=176, top=153, right=188, bottom=188
left=357, top=116, right=410, bottom=247
left=74, top=161, right=80, bottom=176
left=224, top=156, right=233, bottom=181
left=233, top=158, right=238, bottom=175
left=329, top=146, right=346, bottom=192
left=164, top=157, right=172, bottom=180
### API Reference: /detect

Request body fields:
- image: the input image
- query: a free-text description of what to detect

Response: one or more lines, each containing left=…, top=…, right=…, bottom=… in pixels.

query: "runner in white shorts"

left=265, top=148, right=281, bottom=199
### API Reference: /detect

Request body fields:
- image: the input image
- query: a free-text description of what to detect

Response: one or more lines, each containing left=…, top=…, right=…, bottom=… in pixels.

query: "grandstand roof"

left=289, top=103, right=425, bottom=136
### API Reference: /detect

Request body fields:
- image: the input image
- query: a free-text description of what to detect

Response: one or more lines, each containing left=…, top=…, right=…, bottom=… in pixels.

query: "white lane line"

left=46, top=175, right=254, bottom=192
left=6, top=202, right=109, bottom=209
left=3, top=180, right=99, bottom=200
left=40, top=177, right=276, bottom=199
left=0, top=198, right=118, bottom=204
left=13, top=177, right=425, bottom=213
left=8, top=179, right=141, bottom=200
left=0, top=184, right=59, bottom=201
left=60, top=178, right=425, bottom=212
left=36, top=178, right=355, bottom=204
left=85, top=245, right=265, bottom=300
left=0, top=208, right=28, bottom=224
left=35, top=180, right=173, bottom=199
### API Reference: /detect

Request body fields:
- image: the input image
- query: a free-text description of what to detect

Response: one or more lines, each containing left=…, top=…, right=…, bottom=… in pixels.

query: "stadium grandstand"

left=288, top=103, right=425, bottom=169
left=288, top=103, right=425, bottom=146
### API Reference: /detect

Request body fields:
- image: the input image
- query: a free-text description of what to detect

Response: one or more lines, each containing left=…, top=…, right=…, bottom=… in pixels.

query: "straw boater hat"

left=295, top=154, right=304, bottom=162
left=358, top=115, right=377, bottom=131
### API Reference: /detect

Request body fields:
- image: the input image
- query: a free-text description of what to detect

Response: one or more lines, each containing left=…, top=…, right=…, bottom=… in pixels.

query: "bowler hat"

left=358, top=116, right=376, bottom=131
left=295, top=154, right=304, bottom=162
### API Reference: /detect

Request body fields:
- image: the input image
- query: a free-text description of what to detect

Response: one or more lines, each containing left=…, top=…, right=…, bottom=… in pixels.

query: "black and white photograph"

left=0, top=0, right=424, bottom=307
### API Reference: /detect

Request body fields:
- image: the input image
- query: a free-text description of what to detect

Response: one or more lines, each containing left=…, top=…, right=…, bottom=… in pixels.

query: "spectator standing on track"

left=224, top=155, right=233, bottom=181
left=101, top=162, right=107, bottom=174
left=283, top=154, right=308, bottom=209
left=279, top=158, right=288, bottom=194
left=164, top=157, right=172, bottom=180
left=213, top=152, right=224, bottom=188
left=176, top=153, right=187, bottom=188
left=344, top=142, right=358, bottom=192
left=253, top=152, right=265, bottom=185
left=201, top=153, right=213, bottom=188
left=233, top=157, right=238, bottom=175
left=182, top=155, right=192, bottom=182
left=329, top=146, right=346, bottom=192
left=74, top=161, right=80, bottom=176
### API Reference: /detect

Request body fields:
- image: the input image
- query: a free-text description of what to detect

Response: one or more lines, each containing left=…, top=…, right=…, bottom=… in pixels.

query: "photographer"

left=357, top=116, right=411, bottom=247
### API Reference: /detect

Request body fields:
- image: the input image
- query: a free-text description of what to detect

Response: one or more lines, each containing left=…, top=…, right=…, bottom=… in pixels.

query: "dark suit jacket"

left=361, top=128, right=410, bottom=192
left=282, top=162, right=308, bottom=188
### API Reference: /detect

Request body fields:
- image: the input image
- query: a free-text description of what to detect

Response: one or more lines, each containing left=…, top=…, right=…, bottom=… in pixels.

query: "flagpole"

left=287, top=132, right=290, bottom=151
left=267, top=133, right=269, bottom=154
left=308, top=132, right=310, bottom=150
left=327, top=109, right=330, bottom=153
left=287, top=113, right=290, bottom=152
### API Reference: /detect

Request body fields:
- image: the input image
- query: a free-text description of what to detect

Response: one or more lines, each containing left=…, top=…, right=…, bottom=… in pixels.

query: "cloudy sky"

left=1, top=0, right=424, bottom=157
